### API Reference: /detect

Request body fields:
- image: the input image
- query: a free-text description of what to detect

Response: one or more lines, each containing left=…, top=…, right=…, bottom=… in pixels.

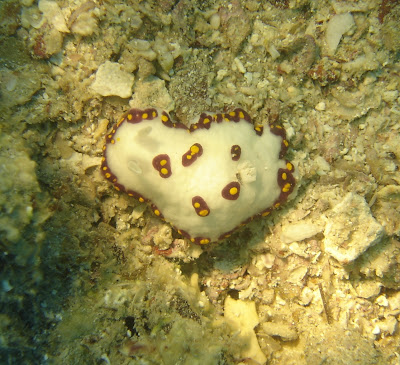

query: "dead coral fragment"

left=31, top=23, right=64, bottom=59
left=224, top=297, right=267, bottom=364
left=218, top=0, right=251, bottom=52
left=323, top=193, right=385, bottom=265
left=91, top=61, right=134, bottom=98
left=68, top=1, right=96, bottom=28
left=38, top=0, right=69, bottom=33
left=278, top=35, right=317, bottom=75
left=68, top=1, right=98, bottom=36
left=261, top=321, right=298, bottom=341
left=325, top=13, right=355, bottom=55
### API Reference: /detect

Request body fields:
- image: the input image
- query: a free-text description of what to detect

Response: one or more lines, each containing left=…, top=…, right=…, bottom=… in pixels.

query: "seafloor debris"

left=325, top=12, right=355, bottom=55
left=224, top=296, right=267, bottom=364
left=67, top=1, right=97, bottom=36
left=2, top=0, right=400, bottom=364
left=91, top=61, right=135, bottom=98
left=278, top=35, right=318, bottom=75
left=323, top=193, right=385, bottom=265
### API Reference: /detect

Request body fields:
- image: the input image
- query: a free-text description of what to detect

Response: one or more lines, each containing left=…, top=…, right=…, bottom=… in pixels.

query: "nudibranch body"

left=101, top=108, right=295, bottom=244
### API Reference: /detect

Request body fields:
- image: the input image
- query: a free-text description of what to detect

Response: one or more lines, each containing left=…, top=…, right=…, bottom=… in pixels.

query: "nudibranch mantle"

left=101, top=108, right=295, bottom=244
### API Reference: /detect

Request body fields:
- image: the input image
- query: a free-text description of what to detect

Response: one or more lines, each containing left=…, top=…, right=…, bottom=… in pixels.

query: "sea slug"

left=101, top=108, right=295, bottom=244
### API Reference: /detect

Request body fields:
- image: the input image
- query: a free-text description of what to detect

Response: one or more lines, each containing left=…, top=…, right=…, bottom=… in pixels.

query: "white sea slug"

left=101, top=108, right=295, bottom=244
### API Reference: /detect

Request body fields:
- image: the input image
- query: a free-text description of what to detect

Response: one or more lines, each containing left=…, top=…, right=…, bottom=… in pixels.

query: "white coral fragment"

left=91, top=61, right=134, bottom=98
left=224, top=297, right=267, bottom=364
left=280, top=222, right=322, bottom=244
left=261, top=322, right=298, bottom=341
left=323, top=193, right=385, bottom=264
left=38, top=0, right=70, bottom=33
left=326, top=13, right=355, bottom=55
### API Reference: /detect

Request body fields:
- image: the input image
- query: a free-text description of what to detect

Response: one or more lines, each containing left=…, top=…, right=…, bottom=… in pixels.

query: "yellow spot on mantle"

left=229, top=187, right=238, bottom=195
left=282, top=183, right=291, bottom=193
left=190, top=145, right=200, bottom=154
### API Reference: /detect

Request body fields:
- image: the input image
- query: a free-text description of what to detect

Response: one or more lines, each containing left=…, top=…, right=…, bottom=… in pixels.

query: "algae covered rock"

left=0, top=134, right=41, bottom=245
